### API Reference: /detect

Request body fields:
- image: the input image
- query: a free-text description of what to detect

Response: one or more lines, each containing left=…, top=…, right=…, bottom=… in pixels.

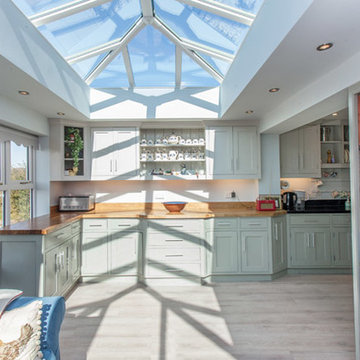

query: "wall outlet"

left=231, top=191, right=236, bottom=198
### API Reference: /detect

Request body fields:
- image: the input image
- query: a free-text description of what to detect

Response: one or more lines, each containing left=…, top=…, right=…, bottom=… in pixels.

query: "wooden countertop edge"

left=0, top=210, right=287, bottom=235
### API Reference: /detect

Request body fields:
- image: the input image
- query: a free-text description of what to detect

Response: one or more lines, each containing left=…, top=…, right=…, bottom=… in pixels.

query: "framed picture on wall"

left=259, top=194, right=282, bottom=209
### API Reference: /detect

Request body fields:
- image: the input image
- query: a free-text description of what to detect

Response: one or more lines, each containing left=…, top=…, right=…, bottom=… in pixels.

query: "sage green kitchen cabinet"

left=332, top=227, right=352, bottom=266
left=289, top=228, right=331, bottom=267
left=108, top=232, right=142, bottom=276
left=206, top=126, right=260, bottom=179
left=81, top=232, right=108, bottom=276
left=280, top=125, right=321, bottom=178
left=208, top=231, right=238, bottom=274
left=272, top=216, right=287, bottom=273
left=240, top=231, right=269, bottom=273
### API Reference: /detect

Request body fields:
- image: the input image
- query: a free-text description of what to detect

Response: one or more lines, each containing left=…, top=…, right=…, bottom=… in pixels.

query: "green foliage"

left=65, top=128, right=84, bottom=168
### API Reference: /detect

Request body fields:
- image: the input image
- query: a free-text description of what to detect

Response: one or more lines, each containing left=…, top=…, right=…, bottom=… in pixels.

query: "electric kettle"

left=282, top=192, right=298, bottom=210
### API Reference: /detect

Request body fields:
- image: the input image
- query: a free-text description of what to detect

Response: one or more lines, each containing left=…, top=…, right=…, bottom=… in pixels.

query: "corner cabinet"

left=280, top=125, right=321, bottom=178
left=49, top=120, right=90, bottom=180
left=206, top=126, right=260, bottom=179
left=91, top=128, right=139, bottom=180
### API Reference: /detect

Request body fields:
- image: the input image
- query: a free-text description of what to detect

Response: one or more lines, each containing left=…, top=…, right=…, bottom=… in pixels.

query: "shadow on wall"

left=90, top=87, right=220, bottom=119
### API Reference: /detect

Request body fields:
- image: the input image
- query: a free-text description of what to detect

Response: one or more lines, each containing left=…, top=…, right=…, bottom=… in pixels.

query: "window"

left=0, top=135, right=36, bottom=227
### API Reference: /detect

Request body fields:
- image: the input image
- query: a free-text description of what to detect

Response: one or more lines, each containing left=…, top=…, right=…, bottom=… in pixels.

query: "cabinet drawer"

left=240, top=218, right=268, bottom=229
left=147, top=219, right=200, bottom=233
left=332, top=215, right=351, bottom=227
left=147, top=248, right=201, bottom=263
left=289, top=215, right=330, bottom=226
left=45, top=225, right=72, bottom=251
left=83, top=219, right=108, bottom=232
left=108, top=218, right=141, bottom=231
left=146, top=263, right=201, bottom=277
left=71, top=221, right=81, bottom=235
left=147, top=232, right=201, bottom=248
left=213, top=218, right=238, bottom=230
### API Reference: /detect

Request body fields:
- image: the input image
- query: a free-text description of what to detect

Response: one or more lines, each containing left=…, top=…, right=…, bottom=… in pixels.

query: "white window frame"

left=0, top=139, right=36, bottom=227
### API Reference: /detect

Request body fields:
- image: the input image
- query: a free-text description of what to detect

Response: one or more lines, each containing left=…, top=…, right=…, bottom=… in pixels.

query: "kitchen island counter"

left=0, top=202, right=286, bottom=235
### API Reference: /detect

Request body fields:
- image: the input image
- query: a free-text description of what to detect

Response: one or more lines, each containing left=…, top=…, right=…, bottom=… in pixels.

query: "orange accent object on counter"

left=256, top=199, right=276, bottom=211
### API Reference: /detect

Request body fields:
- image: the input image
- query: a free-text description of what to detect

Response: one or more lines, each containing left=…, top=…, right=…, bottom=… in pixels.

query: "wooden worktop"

left=0, top=202, right=286, bottom=235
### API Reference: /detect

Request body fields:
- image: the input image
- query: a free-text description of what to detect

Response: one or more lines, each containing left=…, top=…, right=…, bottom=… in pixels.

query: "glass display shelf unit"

left=64, top=126, right=85, bottom=177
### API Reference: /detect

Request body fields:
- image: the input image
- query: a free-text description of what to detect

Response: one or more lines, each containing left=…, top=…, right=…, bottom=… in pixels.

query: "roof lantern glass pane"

left=154, top=0, right=249, bottom=55
left=128, top=26, right=176, bottom=87
left=12, top=0, right=73, bottom=16
left=181, top=52, right=219, bottom=87
left=91, top=53, right=129, bottom=88
left=71, top=53, right=108, bottom=79
left=198, top=54, right=230, bottom=77
left=211, top=0, right=264, bottom=15
left=36, top=0, right=141, bottom=57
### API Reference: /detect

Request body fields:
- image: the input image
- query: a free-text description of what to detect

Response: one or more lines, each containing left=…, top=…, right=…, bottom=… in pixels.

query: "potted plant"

left=65, top=128, right=83, bottom=175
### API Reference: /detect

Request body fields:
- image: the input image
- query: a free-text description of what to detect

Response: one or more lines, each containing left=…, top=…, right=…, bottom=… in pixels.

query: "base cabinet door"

left=109, top=232, right=142, bottom=276
left=289, top=228, right=331, bottom=267
left=332, top=228, right=352, bottom=266
left=82, top=232, right=108, bottom=275
left=70, top=234, right=81, bottom=280
left=209, top=231, right=238, bottom=274
left=272, top=217, right=287, bottom=272
left=240, top=231, right=269, bottom=273
left=44, top=246, right=58, bottom=296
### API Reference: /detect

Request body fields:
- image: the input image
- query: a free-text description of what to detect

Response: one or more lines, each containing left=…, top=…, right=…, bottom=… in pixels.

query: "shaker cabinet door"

left=82, top=233, right=108, bottom=275
left=280, top=129, right=300, bottom=177
left=233, top=127, right=259, bottom=176
left=332, top=228, right=352, bottom=266
left=206, top=127, right=233, bottom=176
left=91, top=130, right=114, bottom=177
left=300, top=125, right=321, bottom=177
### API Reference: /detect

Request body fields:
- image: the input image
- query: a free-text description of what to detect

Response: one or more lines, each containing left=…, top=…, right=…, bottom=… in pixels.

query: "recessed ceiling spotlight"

left=18, top=90, right=29, bottom=95
left=245, top=110, right=254, bottom=114
left=269, top=88, right=280, bottom=93
left=332, top=112, right=338, bottom=116
left=57, top=112, right=65, bottom=116
left=316, top=42, right=333, bottom=51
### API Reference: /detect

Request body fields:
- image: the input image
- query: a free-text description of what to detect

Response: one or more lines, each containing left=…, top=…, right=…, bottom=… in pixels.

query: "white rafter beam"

left=153, top=17, right=223, bottom=82
left=29, top=0, right=112, bottom=27
left=181, top=38, right=233, bottom=62
left=176, top=0, right=255, bottom=25
left=140, top=0, right=154, bottom=23
left=85, top=18, right=145, bottom=84
left=175, top=46, right=182, bottom=87
left=122, top=46, right=135, bottom=88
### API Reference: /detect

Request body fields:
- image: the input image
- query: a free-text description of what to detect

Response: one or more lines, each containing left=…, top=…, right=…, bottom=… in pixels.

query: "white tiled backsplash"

left=282, top=168, right=350, bottom=199
left=50, top=179, right=259, bottom=205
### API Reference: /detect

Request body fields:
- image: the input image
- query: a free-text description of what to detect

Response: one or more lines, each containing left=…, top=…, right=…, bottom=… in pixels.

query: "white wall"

left=51, top=179, right=258, bottom=205
left=0, top=1, right=89, bottom=117
left=0, top=95, right=48, bottom=136
left=90, top=88, right=219, bottom=120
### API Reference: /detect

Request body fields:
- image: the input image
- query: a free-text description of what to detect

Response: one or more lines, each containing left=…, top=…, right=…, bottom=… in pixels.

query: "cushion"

left=0, top=289, right=23, bottom=318
left=0, top=300, right=43, bottom=360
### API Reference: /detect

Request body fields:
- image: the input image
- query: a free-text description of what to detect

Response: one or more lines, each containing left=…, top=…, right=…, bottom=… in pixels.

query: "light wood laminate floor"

left=60, top=275, right=355, bottom=360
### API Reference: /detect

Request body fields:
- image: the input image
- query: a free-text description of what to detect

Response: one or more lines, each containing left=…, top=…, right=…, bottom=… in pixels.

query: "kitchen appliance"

left=59, top=195, right=95, bottom=211
left=256, top=198, right=276, bottom=211
left=295, top=191, right=306, bottom=211
left=282, top=192, right=297, bottom=210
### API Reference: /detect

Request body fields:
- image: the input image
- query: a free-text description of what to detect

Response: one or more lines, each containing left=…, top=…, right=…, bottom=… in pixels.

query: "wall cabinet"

left=288, top=214, right=351, bottom=268
left=206, top=126, right=260, bottom=179
left=91, top=128, right=138, bottom=179
left=49, top=120, right=90, bottom=181
left=280, top=125, right=321, bottom=178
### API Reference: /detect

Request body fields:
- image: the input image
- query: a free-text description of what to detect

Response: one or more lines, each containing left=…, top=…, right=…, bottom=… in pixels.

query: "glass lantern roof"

left=12, top=0, right=263, bottom=88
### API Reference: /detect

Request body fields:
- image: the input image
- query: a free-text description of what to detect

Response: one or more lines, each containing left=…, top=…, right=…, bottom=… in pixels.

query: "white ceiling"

left=221, top=0, right=360, bottom=132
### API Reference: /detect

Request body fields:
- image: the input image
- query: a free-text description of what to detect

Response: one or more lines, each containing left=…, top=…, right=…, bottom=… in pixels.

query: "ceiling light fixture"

left=316, top=42, right=333, bottom=51
left=332, top=112, right=338, bottom=116
left=18, top=90, right=29, bottom=95
left=245, top=110, right=254, bottom=114
left=57, top=112, right=65, bottom=116
left=269, top=88, right=280, bottom=93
